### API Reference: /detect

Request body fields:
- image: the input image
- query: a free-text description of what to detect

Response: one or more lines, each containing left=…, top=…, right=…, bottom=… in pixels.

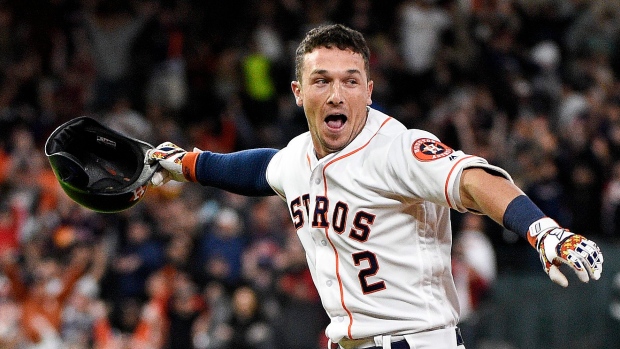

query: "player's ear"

left=291, top=81, right=303, bottom=107
left=366, top=79, right=374, bottom=106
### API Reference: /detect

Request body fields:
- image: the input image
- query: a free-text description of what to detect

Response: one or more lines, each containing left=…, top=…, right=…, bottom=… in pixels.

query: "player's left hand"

left=145, top=142, right=189, bottom=186
left=529, top=218, right=603, bottom=287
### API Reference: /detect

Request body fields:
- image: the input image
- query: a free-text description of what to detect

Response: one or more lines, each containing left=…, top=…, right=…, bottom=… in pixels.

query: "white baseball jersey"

left=266, top=107, right=510, bottom=344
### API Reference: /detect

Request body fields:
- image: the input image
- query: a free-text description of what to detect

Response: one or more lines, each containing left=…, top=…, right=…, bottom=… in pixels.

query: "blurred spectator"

left=274, top=231, right=326, bottom=349
left=524, top=155, right=570, bottom=227
left=197, top=207, right=247, bottom=289
left=556, top=80, right=590, bottom=135
left=398, top=0, right=451, bottom=74
left=565, top=161, right=604, bottom=237
left=108, top=216, right=164, bottom=302
left=187, top=112, right=239, bottom=154
left=473, top=0, right=524, bottom=120
left=61, top=242, right=108, bottom=349
left=0, top=193, right=27, bottom=254
left=159, top=232, right=197, bottom=283
left=0, top=273, right=22, bottom=347
left=83, top=0, right=156, bottom=112
left=564, top=2, right=620, bottom=61
left=142, top=2, right=189, bottom=114
left=133, top=270, right=172, bottom=348
left=528, top=40, right=563, bottom=116
left=246, top=196, right=289, bottom=246
left=101, top=96, right=156, bottom=144
left=94, top=266, right=169, bottom=348
left=6, top=126, right=60, bottom=217
left=166, top=271, right=205, bottom=349
left=220, top=285, right=275, bottom=349
left=242, top=237, right=282, bottom=298
left=0, top=244, right=92, bottom=346
left=143, top=102, right=186, bottom=146
left=191, top=281, right=233, bottom=349
left=239, top=30, right=280, bottom=146
left=396, top=0, right=451, bottom=112
left=147, top=194, right=200, bottom=240
left=602, top=160, right=620, bottom=238
left=452, top=213, right=497, bottom=348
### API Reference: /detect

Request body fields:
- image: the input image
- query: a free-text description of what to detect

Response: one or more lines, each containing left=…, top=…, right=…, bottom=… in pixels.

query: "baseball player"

left=146, top=24, right=603, bottom=349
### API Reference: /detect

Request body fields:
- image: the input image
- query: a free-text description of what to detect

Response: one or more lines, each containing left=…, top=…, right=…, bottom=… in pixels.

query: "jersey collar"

left=305, top=107, right=390, bottom=171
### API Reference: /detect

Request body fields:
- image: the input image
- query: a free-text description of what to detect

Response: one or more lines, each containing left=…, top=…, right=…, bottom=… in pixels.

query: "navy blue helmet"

left=45, top=116, right=158, bottom=213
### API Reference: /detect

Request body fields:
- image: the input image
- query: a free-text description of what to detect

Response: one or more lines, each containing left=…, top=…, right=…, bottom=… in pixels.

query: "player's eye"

left=345, top=78, right=359, bottom=86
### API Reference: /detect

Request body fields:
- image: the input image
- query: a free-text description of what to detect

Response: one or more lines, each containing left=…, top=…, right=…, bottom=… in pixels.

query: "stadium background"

left=0, top=0, right=619, bottom=348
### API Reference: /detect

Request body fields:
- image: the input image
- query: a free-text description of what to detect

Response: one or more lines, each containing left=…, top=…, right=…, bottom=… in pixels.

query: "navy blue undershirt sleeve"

left=502, top=194, right=546, bottom=238
left=194, top=148, right=279, bottom=196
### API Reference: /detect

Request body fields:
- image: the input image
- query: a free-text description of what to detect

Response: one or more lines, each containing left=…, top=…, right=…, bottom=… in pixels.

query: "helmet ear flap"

left=48, top=152, right=89, bottom=189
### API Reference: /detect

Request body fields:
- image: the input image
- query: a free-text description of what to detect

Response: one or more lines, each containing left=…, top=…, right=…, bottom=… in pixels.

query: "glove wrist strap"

left=527, top=217, right=560, bottom=248
left=181, top=152, right=200, bottom=182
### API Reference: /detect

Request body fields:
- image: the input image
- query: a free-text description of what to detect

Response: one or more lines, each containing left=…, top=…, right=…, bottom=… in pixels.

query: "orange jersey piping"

left=321, top=116, right=393, bottom=339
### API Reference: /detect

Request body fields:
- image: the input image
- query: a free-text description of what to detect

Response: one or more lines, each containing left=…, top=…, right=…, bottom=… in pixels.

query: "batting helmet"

left=45, top=116, right=159, bottom=213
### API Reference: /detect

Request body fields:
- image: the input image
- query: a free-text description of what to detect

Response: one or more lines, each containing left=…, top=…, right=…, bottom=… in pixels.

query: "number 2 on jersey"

left=353, top=251, right=386, bottom=294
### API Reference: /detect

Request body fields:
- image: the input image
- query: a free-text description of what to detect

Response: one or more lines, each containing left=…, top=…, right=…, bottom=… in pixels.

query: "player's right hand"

left=145, top=142, right=189, bottom=186
left=528, top=218, right=603, bottom=287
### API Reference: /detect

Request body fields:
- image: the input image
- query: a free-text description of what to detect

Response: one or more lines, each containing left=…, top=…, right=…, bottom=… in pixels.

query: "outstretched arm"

left=459, top=168, right=524, bottom=224
left=191, top=149, right=278, bottom=196
left=146, top=142, right=278, bottom=196
left=459, top=168, right=603, bottom=287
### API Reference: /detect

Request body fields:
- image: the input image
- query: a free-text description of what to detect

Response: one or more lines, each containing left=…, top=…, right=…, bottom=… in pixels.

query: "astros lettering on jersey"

left=266, top=107, right=511, bottom=344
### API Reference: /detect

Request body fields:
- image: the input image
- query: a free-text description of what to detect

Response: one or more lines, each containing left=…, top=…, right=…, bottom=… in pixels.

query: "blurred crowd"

left=0, top=0, right=619, bottom=348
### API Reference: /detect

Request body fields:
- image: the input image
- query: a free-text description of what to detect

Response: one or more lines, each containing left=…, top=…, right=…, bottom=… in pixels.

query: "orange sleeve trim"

left=527, top=233, right=538, bottom=248
left=182, top=152, right=200, bottom=182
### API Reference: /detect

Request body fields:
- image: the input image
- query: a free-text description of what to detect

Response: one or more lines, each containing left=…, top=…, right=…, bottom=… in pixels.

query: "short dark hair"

left=294, top=24, right=371, bottom=82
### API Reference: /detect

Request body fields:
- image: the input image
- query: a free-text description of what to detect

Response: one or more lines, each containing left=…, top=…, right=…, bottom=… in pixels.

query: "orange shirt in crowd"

left=2, top=261, right=86, bottom=343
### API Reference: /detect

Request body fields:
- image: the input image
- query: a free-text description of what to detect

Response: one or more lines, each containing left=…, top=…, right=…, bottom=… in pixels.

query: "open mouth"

left=325, top=114, right=347, bottom=129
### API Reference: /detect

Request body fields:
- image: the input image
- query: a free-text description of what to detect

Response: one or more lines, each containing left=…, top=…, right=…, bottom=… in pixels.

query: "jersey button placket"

left=312, top=164, right=323, bottom=186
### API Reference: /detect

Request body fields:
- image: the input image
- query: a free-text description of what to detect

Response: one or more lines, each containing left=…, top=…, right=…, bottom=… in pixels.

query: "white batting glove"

left=528, top=218, right=603, bottom=287
left=145, top=142, right=189, bottom=186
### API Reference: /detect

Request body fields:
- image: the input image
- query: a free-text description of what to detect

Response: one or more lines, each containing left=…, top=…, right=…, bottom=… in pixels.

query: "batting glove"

left=528, top=217, right=603, bottom=287
left=145, top=142, right=198, bottom=186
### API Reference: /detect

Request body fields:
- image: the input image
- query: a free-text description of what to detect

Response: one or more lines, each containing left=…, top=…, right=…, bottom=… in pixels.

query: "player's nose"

left=328, top=82, right=344, bottom=105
